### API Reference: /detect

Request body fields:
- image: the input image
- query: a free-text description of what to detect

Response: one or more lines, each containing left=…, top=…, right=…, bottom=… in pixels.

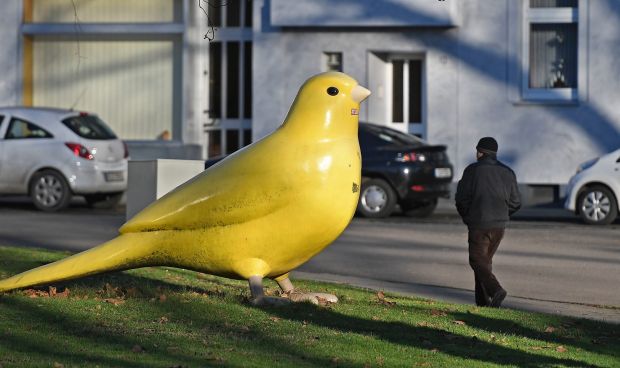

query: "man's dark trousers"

left=468, top=228, right=505, bottom=306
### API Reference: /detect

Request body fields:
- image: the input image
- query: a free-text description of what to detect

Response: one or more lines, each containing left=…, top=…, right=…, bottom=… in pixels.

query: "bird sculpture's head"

left=282, top=72, right=371, bottom=139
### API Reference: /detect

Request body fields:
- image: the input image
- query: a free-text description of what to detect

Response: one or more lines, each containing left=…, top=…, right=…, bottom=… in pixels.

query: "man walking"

left=455, top=137, right=521, bottom=308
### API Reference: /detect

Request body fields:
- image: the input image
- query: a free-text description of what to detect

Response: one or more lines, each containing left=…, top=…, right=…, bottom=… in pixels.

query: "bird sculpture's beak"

left=351, top=85, right=371, bottom=103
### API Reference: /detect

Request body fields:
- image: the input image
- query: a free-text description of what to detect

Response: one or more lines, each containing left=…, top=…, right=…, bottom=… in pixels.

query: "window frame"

left=520, top=0, right=587, bottom=103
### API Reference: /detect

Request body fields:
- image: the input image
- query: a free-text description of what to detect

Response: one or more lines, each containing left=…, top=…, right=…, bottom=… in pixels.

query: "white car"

left=564, top=148, right=620, bottom=225
left=0, top=107, right=128, bottom=212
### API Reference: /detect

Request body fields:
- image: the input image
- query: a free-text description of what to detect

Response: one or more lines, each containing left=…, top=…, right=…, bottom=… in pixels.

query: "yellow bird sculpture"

left=0, top=72, right=371, bottom=305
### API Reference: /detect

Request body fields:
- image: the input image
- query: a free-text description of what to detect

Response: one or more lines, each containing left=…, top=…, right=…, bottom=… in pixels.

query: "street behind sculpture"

left=0, top=72, right=371, bottom=305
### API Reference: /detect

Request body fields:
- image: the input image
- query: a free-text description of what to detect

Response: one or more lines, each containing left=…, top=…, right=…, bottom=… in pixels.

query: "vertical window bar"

left=392, top=60, right=404, bottom=123
left=245, top=0, right=253, bottom=27
left=208, top=130, right=222, bottom=157
left=243, top=129, right=252, bottom=146
left=207, top=0, right=223, bottom=27
left=244, top=42, right=252, bottom=118
left=238, top=39, right=245, bottom=120
left=409, top=60, right=422, bottom=123
left=226, top=129, right=240, bottom=154
left=208, top=42, right=222, bottom=119
left=403, top=60, right=410, bottom=124
left=226, top=42, right=239, bottom=118
left=226, top=0, right=241, bottom=27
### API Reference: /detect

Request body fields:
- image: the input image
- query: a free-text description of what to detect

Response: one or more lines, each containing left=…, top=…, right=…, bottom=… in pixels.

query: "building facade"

left=0, top=0, right=618, bottom=193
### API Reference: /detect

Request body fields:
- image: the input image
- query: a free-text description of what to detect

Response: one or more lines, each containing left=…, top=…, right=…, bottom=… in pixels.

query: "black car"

left=204, top=122, right=453, bottom=219
left=357, top=123, right=452, bottom=218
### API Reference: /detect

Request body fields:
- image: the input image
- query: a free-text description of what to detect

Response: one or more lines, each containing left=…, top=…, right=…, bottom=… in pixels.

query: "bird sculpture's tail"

left=0, top=232, right=164, bottom=293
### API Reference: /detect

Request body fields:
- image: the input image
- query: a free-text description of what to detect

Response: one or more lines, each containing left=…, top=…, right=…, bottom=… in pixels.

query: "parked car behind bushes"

left=0, top=107, right=128, bottom=212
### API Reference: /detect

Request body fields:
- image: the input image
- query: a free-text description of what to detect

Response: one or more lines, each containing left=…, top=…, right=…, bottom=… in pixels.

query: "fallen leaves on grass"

left=545, top=326, right=556, bottom=333
left=22, top=287, right=70, bottom=299
left=376, top=291, right=396, bottom=307
left=102, top=298, right=125, bottom=306
left=453, top=320, right=466, bottom=326
left=430, top=309, right=447, bottom=317
left=556, top=345, right=567, bottom=353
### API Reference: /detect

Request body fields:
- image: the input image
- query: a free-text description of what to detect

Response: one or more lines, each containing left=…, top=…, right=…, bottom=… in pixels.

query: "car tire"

left=402, top=198, right=438, bottom=218
left=357, top=178, right=397, bottom=218
left=29, top=170, right=72, bottom=212
left=577, top=185, right=618, bottom=225
left=84, top=192, right=124, bottom=209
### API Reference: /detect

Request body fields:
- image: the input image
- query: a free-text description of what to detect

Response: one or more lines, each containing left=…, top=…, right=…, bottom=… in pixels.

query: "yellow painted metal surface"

left=0, top=72, right=371, bottom=292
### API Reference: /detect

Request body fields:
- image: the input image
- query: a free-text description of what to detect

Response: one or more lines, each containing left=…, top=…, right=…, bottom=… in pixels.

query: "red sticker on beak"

left=351, top=109, right=359, bottom=115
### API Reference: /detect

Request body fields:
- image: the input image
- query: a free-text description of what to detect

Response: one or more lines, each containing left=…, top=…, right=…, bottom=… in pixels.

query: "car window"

left=5, top=118, right=53, bottom=139
left=361, top=125, right=424, bottom=147
left=62, top=115, right=117, bottom=140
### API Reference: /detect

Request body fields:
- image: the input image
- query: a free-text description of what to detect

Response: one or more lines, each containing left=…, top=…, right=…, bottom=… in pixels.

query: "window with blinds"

left=28, top=0, right=182, bottom=23
left=31, top=37, right=181, bottom=140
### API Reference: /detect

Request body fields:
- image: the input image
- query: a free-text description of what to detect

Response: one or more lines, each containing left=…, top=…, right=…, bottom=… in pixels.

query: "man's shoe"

left=490, top=289, right=507, bottom=308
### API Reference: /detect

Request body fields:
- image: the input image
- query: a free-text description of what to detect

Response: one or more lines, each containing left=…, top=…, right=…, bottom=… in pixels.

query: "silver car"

left=0, top=107, right=128, bottom=211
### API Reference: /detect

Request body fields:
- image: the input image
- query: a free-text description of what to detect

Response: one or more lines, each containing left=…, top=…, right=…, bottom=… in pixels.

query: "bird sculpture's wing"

left=120, top=141, right=294, bottom=234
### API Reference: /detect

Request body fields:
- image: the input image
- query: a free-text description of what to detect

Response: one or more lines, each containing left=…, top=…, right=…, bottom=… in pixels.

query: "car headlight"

left=576, top=157, right=599, bottom=174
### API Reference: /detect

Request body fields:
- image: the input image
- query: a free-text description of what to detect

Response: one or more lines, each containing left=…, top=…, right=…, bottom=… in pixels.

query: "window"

left=389, top=57, right=424, bottom=137
left=0, top=115, right=4, bottom=128
left=62, top=115, right=117, bottom=140
left=5, top=118, right=53, bottom=139
left=323, top=52, right=343, bottom=72
left=523, top=0, right=581, bottom=101
left=205, top=0, right=253, bottom=157
left=367, top=53, right=426, bottom=138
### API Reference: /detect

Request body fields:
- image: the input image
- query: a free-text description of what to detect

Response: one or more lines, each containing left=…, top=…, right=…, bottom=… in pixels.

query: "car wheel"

left=578, top=186, right=618, bottom=225
left=357, top=178, right=397, bottom=218
left=29, top=170, right=72, bottom=212
left=402, top=198, right=438, bottom=218
left=84, top=192, right=124, bottom=209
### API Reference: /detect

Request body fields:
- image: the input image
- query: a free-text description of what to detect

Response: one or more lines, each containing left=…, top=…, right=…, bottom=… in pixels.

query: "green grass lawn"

left=0, top=245, right=618, bottom=368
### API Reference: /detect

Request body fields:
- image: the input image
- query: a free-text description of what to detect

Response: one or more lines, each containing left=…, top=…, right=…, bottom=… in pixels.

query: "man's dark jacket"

left=455, top=155, right=521, bottom=229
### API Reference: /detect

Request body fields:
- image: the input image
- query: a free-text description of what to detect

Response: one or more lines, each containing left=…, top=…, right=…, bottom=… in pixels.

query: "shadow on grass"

left=449, top=310, right=620, bottom=359
left=262, top=303, right=601, bottom=368
left=0, top=285, right=359, bottom=368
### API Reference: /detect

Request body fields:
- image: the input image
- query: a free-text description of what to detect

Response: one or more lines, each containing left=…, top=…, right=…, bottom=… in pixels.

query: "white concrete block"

left=126, top=159, right=205, bottom=220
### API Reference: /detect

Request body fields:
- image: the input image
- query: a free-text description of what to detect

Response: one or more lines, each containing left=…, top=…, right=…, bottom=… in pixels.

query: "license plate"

left=434, top=168, right=452, bottom=178
left=104, top=171, right=124, bottom=182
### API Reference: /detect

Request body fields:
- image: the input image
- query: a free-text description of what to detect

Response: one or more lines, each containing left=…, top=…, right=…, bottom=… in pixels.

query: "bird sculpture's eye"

left=327, top=87, right=339, bottom=96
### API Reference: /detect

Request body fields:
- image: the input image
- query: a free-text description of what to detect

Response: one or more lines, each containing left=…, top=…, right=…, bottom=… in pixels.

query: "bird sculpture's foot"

left=248, top=275, right=291, bottom=307
left=250, top=295, right=291, bottom=307
left=285, top=291, right=338, bottom=305
left=276, top=276, right=338, bottom=305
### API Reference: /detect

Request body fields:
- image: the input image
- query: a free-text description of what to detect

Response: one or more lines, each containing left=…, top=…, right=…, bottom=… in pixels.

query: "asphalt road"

left=0, top=197, right=618, bottom=323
